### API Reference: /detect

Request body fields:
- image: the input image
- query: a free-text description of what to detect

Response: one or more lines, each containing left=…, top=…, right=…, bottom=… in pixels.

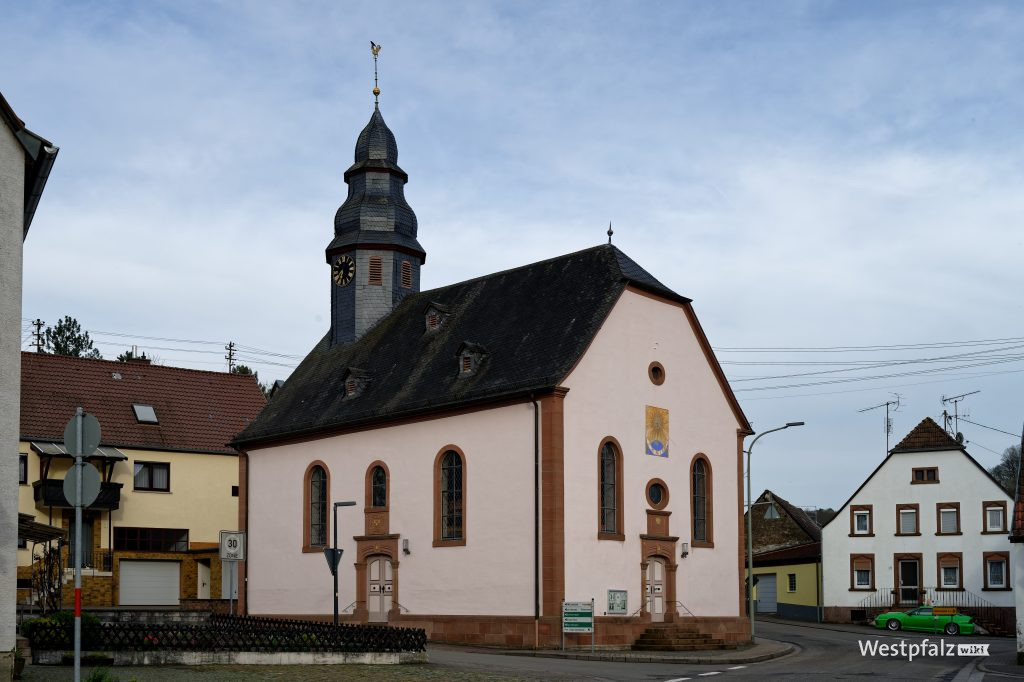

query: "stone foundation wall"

left=253, top=613, right=751, bottom=648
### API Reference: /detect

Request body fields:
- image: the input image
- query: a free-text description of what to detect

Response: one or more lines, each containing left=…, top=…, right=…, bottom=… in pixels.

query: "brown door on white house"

left=367, top=556, right=393, bottom=623
left=646, top=558, right=666, bottom=622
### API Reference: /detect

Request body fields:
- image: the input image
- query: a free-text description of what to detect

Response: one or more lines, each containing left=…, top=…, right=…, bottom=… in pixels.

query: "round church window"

left=646, top=479, right=669, bottom=510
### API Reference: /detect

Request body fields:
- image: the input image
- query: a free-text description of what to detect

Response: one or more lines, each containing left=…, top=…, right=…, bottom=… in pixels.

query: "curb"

left=977, top=661, right=1024, bottom=679
left=496, top=641, right=796, bottom=665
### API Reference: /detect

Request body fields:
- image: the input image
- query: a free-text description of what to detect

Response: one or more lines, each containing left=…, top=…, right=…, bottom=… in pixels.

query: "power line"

left=729, top=344, right=1024, bottom=383
left=714, top=336, right=1024, bottom=353
left=957, top=417, right=1020, bottom=439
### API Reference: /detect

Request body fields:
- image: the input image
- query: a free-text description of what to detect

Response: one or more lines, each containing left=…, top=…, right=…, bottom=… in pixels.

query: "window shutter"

left=401, top=261, right=413, bottom=288
left=369, top=257, right=383, bottom=285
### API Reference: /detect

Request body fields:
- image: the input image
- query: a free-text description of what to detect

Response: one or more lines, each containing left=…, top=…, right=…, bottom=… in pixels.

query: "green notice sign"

left=562, top=600, right=594, bottom=633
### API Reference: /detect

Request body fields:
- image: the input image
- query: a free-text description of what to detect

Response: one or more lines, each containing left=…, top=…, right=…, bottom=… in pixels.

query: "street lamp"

left=745, top=421, right=804, bottom=642
left=331, top=500, right=356, bottom=625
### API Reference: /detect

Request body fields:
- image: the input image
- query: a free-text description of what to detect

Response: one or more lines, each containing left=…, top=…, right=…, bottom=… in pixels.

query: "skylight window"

left=133, top=404, right=158, bottom=424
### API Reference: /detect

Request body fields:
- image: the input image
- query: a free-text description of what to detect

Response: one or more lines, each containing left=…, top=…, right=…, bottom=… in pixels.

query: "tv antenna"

left=941, top=390, right=979, bottom=440
left=859, top=393, right=902, bottom=454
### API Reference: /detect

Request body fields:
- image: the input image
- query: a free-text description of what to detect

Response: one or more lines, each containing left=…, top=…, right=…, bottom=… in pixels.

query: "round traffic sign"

left=63, top=462, right=102, bottom=508
left=63, top=412, right=101, bottom=456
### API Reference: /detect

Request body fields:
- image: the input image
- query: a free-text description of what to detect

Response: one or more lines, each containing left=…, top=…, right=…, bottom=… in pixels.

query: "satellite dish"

left=955, top=432, right=964, bottom=444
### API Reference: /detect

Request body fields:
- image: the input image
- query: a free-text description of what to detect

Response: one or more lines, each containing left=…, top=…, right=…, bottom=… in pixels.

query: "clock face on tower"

left=332, top=255, right=356, bottom=286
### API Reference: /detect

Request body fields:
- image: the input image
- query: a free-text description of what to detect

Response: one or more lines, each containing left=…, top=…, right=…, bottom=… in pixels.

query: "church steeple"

left=327, top=44, right=425, bottom=346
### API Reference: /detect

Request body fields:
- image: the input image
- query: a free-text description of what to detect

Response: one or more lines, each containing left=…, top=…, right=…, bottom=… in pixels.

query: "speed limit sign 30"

left=219, top=531, right=246, bottom=561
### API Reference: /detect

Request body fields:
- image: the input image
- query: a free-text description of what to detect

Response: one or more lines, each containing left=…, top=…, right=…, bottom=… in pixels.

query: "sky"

left=4, top=1, right=1023, bottom=511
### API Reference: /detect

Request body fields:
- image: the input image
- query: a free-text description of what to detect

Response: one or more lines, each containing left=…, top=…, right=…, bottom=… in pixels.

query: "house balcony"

left=33, top=479, right=123, bottom=511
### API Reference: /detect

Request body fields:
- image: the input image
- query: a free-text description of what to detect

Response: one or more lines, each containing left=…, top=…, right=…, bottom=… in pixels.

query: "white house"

left=1, top=91, right=57, bottom=677
left=1008, top=440, right=1024, bottom=661
left=232, top=98, right=754, bottom=648
left=822, top=417, right=1014, bottom=633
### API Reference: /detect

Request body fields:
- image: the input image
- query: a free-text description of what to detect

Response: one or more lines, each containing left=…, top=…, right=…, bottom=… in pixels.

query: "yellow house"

left=746, top=489, right=823, bottom=622
left=17, top=352, right=265, bottom=609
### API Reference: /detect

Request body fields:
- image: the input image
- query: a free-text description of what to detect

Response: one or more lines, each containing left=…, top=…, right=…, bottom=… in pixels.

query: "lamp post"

left=332, top=500, right=356, bottom=625
left=746, top=421, right=804, bottom=642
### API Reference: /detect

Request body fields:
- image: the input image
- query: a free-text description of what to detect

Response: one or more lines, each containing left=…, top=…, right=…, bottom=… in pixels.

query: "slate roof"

left=890, top=417, right=964, bottom=453
left=328, top=108, right=423, bottom=258
left=755, top=489, right=822, bottom=543
left=21, top=352, right=266, bottom=455
left=234, top=244, right=737, bottom=447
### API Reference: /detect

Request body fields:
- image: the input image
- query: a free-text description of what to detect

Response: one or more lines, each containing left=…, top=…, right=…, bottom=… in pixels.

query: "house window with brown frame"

left=984, top=552, right=1010, bottom=590
left=598, top=439, right=624, bottom=540
left=936, top=503, right=961, bottom=535
left=134, top=461, right=170, bottom=492
left=114, top=527, right=188, bottom=552
left=433, top=447, right=466, bottom=546
left=937, top=552, right=963, bottom=590
left=850, top=505, right=873, bottom=536
left=850, top=554, right=874, bottom=590
left=302, top=462, right=330, bottom=551
left=896, top=504, right=919, bottom=536
left=983, top=501, right=1007, bottom=533
left=19, top=454, right=27, bottom=485
left=911, top=467, right=938, bottom=484
left=691, top=455, right=713, bottom=547
left=368, top=256, right=383, bottom=285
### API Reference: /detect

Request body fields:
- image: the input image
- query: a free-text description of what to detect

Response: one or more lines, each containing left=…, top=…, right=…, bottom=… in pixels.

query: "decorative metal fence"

left=25, top=614, right=427, bottom=653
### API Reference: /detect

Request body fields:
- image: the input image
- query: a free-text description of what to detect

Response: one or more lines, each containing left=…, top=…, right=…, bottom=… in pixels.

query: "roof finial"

left=607, top=221, right=613, bottom=245
left=370, top=41, right=382, bottom=108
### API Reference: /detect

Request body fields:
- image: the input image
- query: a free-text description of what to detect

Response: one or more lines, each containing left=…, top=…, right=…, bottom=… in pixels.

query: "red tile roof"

left=890, top=417, right=963, bottom=453
left=21, top=352, right=266, bottom=454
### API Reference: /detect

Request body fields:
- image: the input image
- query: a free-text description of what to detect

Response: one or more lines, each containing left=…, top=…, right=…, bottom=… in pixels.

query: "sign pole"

left=73, top=407, right=83, bottom=682
left=591, top=597, right=595, bottom=654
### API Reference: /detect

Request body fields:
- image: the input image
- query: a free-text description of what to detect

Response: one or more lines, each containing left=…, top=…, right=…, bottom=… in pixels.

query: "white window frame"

left=899, top=509, right=917, bottom=534
left=854, top=511, right=870, bottom=534
left=985, top=506, right=1005, bottom=533
left=941, top=563, right=960, bottom=589
left=939, top=508, right=958, bottom=534
left=854, top=568, right=871, bottom=588
left=787, top=573, right=797, bottom=592
left=988, top=558, right=1007, bottom=588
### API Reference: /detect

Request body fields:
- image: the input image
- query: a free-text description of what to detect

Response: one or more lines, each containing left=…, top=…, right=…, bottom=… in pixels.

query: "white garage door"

left=119, top=560, right=180, bottom=606
left=756, top=574, right=777, bottom=614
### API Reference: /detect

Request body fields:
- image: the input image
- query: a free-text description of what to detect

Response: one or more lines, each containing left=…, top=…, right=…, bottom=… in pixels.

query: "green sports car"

left=873, top=607, right=975, bottom=635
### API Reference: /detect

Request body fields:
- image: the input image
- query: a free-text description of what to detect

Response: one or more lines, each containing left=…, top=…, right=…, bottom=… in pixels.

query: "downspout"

left=531, top=395, right=540, bottom=648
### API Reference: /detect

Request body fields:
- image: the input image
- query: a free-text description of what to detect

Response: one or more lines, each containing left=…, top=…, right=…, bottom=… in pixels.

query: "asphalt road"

left=20, top=620, right=1019, bottom=681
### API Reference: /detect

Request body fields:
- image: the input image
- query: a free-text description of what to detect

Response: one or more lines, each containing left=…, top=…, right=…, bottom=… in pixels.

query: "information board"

left=562, top=600, right=594, bottom=633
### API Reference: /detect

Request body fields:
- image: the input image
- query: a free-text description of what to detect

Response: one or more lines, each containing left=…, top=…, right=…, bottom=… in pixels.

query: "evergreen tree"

left=43, top=316, right=101, bottom=359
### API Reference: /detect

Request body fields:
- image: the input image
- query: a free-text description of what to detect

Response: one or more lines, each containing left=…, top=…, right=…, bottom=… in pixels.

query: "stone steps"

left=631, top=624, right=738, bottom=652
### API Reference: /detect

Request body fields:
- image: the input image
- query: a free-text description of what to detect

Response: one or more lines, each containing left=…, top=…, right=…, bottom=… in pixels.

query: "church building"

left=233, top=86, right=753, bottom=647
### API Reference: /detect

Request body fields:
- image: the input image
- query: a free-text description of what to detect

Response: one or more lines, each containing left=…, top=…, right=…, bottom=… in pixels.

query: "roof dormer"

left=456, top=342, right=488, bottom=377
left=425, top=302, right=450, bottom=333
left=341, top=368, right=370, bottom=399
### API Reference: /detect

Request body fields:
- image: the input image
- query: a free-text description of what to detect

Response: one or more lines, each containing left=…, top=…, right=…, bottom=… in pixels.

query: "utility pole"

left=941, top=391, right=979, bottom=437
left=32, top=318, right=45, bottom=352
left=225, top=341, right=236, bottom=372
left=859, top=394, right=901, bottom=454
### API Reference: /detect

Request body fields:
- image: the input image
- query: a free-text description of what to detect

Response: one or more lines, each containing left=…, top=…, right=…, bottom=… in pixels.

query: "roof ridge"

left=21, top=351, right=258, bottom=380
left=415, top=243, right=616, bottom=298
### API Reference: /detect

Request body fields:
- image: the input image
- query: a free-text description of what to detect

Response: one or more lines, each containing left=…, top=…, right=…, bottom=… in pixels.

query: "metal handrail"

left=340, top=601, right=357, bottom=614
left=393, top=601, right=410, bottom=613
left=668, top=600, right=696, bottom=618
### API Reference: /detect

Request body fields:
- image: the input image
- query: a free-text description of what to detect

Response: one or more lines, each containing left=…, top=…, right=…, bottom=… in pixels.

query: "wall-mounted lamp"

left=402, top=538, right=410, bottom=555
left=680, top=542, right=689, bottom=558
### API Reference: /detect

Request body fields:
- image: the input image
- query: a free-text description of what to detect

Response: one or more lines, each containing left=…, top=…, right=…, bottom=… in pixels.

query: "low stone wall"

left=33, top=650, right=428, bottom=666
left=86, top=609, right=211, bottom=624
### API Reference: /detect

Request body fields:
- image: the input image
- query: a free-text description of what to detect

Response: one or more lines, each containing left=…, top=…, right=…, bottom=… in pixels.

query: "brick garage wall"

left=60, top=575, right=112, bottom=608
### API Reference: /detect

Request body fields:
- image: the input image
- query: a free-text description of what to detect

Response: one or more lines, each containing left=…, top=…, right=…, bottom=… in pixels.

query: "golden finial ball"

left=373, top=87, right=381, bottom=96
